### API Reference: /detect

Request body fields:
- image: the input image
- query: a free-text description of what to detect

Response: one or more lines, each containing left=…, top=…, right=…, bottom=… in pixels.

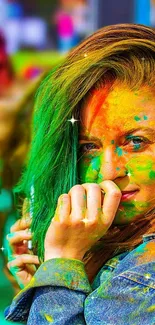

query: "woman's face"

left=79, top=82, right=155, bottom=224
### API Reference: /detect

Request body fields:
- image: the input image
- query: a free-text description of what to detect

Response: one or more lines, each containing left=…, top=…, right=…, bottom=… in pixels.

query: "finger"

left=69, top=185, right=86, bottom=222
left=7, top=254, right=39, bottom=270
left=10, top=217, right=31, bottom=233
left=82, top=183, right=101, bottom=222
left=54, top=194, right=70, bottom=223
left=99, top=180, right=121, bottom=226
left=7, top=230, right=32, bottom=245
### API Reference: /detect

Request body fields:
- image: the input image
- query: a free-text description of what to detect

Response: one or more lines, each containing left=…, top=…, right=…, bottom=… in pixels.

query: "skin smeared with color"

left=79, top=82, right=155, bottom=224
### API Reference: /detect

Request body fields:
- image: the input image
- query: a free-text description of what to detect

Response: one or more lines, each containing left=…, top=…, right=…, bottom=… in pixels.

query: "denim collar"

left=143, top=233, right=155, bottom=243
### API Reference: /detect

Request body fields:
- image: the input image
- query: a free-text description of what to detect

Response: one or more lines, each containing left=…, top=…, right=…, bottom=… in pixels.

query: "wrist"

left=44, top=247, right=84, bottom=262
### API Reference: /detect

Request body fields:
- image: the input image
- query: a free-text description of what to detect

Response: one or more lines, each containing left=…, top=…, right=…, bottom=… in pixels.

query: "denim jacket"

left=4, top=234, right=155, bottom=325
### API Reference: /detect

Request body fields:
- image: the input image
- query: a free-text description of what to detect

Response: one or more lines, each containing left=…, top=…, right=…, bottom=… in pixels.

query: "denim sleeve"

left=4, top=258, right=92, bottom=324
left=27, top=258, right=92, bottom=325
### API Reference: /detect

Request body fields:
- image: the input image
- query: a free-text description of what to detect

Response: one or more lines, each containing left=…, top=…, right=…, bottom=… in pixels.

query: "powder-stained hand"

left=44, top=180, right=122, bottom=261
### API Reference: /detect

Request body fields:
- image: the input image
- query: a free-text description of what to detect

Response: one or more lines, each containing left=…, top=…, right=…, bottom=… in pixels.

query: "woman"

left=5, top=23, right=155, bottom=324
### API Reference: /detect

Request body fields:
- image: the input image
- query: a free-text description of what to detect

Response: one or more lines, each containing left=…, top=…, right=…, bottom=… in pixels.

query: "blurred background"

left=0, top=0, right=155, bottom=324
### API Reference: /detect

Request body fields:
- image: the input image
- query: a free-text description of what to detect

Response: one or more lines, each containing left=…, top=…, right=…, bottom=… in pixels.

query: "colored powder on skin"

left=135, top=201, right=149, bottom=209
left=85, top=164, right=98, bottom=181
left=136, top=160, right=153, bottom=171
left=83, top=194, right=86, bottom=201
left=79, top=156, right=101, bottom=183
left=125, top=157, right=154, bottom=184
left=97, top=173, right=104, bottom=183
left=91, top=156, right=100, bottom=171
left=114, top=201, right=143, bottom=224
left=44, top=314, right=54, bottom=322
left=116, top=167, right=120, bottom=171
left=111, top=140, right=115, bottom=144
left=87, top=85, right=112, bottom=134
left=114, top=146, right=124, bottom=157
left=149, top=170, right=155, bottom=180
left=143, top=115, right=148, bottom=120
left=134, top=116, right=141, bottom=121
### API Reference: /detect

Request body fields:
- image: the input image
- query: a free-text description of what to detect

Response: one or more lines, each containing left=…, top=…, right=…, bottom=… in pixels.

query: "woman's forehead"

left=80, top=83, right=155, bottom=135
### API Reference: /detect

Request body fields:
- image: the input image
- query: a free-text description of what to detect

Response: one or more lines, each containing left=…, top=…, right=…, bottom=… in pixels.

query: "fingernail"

left=25, top=216, right=31, bottom=223
left=6, top=233, right=14, bottom=240
left=25, top=228, right=31, bottom=234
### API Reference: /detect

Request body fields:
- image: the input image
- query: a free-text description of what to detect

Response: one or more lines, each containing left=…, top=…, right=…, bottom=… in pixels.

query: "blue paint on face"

left=134, top=116, right=141, bottom=121
left=115, top=146, right=123, bottom=157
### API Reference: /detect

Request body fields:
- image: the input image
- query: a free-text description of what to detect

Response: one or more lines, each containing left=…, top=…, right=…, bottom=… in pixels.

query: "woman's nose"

left=99, top=146, right=127, bottom=181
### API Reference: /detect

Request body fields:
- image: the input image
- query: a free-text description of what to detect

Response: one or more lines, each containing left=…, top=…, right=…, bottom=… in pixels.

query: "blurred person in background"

left=151, top=0, right=155, bottom=26
left=72, top=0, right=91, bottom=44
left=54, top=0, right=75, bottom=54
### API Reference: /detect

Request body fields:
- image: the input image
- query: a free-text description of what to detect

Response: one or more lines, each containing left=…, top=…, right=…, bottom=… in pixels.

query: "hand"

left=45, top=181, right=122, bottom=261
left=7, top=199, right=40, bottom=289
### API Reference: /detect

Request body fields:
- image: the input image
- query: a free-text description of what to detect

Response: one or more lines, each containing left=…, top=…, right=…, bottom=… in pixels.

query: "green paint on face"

left=97, top=172, right=104, bottom=183
left=115, top=146, right=123, bottom=157
left=134, top=116, right=141, bottom=121
left=116, top=167, right=120, bottom=171
left=126, top=157, right=154, bottom=185
left=143, top=115, right=148, bottom=120
left=78, top=156, right=101, bottom=183
left=111, top=140, right=115, bottom=144
left=149, top=170, right=155, bottom=180
left=91, top=156, right=101, bottom=171
left=136, top=160, right=153, bottom=171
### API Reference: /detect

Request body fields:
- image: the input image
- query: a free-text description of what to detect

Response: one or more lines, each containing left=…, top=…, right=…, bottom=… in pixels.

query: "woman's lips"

left=121, top=190, right=138, bottom=201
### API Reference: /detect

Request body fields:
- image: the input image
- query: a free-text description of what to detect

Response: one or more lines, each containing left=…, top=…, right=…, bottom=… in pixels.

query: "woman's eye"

left=126, top=136, right=150, bottom=150
left=79, top=142, right=98, bottom=153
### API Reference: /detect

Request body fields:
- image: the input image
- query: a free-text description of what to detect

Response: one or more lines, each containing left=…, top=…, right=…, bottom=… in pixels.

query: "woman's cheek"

left=126, top=155, right=155, bottom=185
left=78, top=155, right=101, bottom=183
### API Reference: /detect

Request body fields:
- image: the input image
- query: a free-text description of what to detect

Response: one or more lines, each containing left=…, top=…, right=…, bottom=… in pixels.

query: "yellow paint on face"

left=79, top=82, right=155, bottom=224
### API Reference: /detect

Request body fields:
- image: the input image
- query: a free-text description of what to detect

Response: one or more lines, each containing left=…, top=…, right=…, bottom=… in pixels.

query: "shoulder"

left=93, top=235, right=155, bottom=290
left=110, top=235, right=155, bottom=291
left=114, top=235, right=155, bottom=276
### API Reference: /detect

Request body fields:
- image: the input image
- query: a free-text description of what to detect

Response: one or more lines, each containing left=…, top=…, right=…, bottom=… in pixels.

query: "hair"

left=18, top=23, right=155, bottom=282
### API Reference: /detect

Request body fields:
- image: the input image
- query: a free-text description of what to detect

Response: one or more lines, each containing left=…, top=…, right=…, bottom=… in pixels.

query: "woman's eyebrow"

left=80, top=127, right=155, bottom=142
left=79, top=135, right=103, bottom=146
left=79, top=135, right=100, bottom=141
left=124, top=127, right=155, bottom=136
